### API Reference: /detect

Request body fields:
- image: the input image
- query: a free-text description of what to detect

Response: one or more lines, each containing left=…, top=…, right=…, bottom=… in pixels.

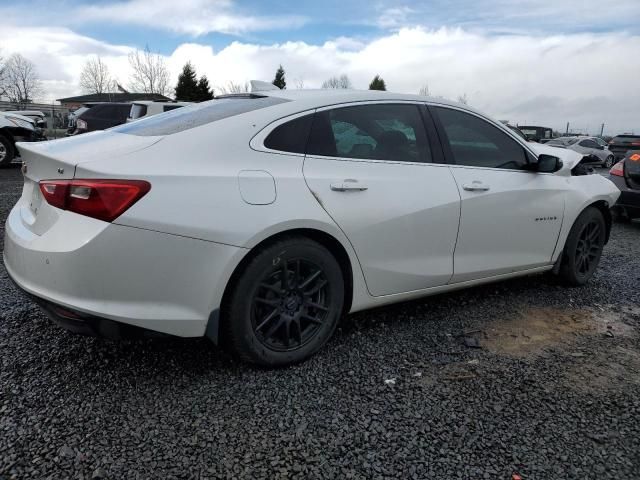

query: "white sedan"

left=4, top=88, right=620, bottom=366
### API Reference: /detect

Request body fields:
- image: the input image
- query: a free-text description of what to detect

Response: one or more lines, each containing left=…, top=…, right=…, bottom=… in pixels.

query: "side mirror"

left=536, top=154, right=562, bottom=173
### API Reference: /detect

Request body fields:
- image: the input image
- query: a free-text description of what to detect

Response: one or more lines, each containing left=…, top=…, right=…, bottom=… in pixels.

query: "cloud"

left=75, top=0, right=307, bottom=36
left=1, top=25, right=638, bottom=134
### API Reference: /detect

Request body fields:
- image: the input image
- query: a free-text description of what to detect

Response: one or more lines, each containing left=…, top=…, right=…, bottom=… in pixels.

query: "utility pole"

left=600, top=123, right=605, bottom=136
left=566, top=122, right=569, bottom=134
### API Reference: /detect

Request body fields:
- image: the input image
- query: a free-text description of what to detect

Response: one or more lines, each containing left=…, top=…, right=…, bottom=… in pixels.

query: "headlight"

left=7, top=116, right=35, bottom=130
left=76, top=119, right=87, bottom=130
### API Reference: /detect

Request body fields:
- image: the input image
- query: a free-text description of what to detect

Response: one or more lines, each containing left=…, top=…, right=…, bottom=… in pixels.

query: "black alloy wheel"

left=559, top=207, right=606, bottom=285
left=223, top=237, right=344, bottom=366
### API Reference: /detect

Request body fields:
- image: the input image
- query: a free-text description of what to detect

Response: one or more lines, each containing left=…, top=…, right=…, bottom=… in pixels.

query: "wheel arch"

left=210, top=227, right=355, bottom=344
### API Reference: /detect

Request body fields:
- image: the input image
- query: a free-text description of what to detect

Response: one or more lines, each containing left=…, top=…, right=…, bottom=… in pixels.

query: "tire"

left=559, top=207, right=606, bottom=286
left=603, top=155, right=614, bottom=169
left=0, top=134, right=15, bottom=167
left=222, top=236, right=344, bottom=367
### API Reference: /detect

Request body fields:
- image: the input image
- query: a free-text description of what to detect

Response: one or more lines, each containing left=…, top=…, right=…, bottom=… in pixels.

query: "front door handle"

left=462, top=182, right=490, bottom=192
left=330, top=179, right=368, bottom=192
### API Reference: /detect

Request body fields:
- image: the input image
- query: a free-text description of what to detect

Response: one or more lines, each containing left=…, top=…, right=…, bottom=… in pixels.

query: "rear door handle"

left=330, top=179, right=368, bottom=192
left=462, top=182, right=490, bottom=192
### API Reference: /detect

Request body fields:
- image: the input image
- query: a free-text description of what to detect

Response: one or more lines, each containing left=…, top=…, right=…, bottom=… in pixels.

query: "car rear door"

left=302, top=102, right=461, bottom=297
left=429, top=105, right=565, bottom=283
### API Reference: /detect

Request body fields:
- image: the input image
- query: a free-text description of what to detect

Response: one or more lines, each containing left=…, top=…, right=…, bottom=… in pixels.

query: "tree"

left=272, top=64, right=286, bottom=89
left=128, top=45, right=170, bottom=96
left=79, top=56, right=113, bottom=94
left=321, top=74, right=352, bottom=89
left=217, top=81, right=250, bottom=94
left=174, top=62, right=199, bottom=101
left=196, top=75, right=214, bottom=101
left=418, top=84, right=430, bottom=96
left=2, top=53, right=42, bottom=105
left=368, top=74, right=386, bottom=91
left=457, top=93, right=469, bottom=105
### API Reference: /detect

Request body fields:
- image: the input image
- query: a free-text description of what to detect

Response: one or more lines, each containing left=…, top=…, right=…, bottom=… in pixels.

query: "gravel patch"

left=1, top=165, right=639, bottom=479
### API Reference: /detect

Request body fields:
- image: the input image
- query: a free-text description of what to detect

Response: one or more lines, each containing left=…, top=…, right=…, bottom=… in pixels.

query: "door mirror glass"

left=536, top=154, right=562, bottom=173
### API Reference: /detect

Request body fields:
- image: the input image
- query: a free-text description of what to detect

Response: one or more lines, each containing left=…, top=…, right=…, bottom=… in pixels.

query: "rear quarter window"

left=113, top=96, right=288, bottom=136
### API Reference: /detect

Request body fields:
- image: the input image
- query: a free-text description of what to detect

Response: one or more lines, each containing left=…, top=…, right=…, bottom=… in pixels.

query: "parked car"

left=608, top=134, right=640, bottom=161
left=518, top=125, right=555, bottom=143
left=5, top=89, right=620, bottom=366
left=67, top=104, right=98, bottom=135
left=69, top=103, right=131, bottom=135
left=546, top=136, right=615, bottom=168
left=3, top=110, right=47, bottom=131
left=0, top=111, right=40, bottom=166
left=127, top=101, right=191, bottom=122
left=608, top=150, right=640, bottom=221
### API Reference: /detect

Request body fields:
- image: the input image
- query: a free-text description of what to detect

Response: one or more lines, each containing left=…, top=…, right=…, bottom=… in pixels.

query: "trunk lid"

left=15, top=131, right=162, bottom=236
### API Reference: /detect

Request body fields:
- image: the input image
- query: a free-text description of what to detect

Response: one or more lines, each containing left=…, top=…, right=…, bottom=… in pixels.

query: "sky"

left=0, top=0, right=639, bottom=135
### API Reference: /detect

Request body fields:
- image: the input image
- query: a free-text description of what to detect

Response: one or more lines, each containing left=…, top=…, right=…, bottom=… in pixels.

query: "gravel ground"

left=1, top=165, right=639, bottom=479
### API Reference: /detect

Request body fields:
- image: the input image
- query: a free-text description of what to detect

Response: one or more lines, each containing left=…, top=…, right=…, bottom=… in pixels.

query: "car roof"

left=132, top=100, right=191, bottom=106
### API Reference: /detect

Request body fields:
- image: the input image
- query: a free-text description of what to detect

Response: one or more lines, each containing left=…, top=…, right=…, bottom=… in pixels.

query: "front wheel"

left=558, top=207, right=606, bottom=286
left=223, top=237, right=344, bottom=366
left=603, top=155, right=614, bottom=169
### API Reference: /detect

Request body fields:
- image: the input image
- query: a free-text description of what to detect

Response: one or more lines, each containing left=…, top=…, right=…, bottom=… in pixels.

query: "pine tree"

left=272, top=65, right=286, bottom=89
left=174, top=62, right=199, bottom=101
left=196, top=75, right=214, bottom=101
left=368, top=75, right=386, bottom=91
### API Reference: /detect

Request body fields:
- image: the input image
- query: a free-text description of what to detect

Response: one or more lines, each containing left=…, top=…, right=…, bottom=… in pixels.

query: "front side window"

left=434, top=107, right=529, bottom=170
left=307, top=104, right=431, bottom=163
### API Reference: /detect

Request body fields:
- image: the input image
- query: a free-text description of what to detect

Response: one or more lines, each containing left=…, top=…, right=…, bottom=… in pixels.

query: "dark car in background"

left=518, top=125, right=555, bottom=143
left=609, top=134, right=640, bottom=162
left=69, top=103, right=131, bottom=135
left=608, top=150, right=640, bottom=221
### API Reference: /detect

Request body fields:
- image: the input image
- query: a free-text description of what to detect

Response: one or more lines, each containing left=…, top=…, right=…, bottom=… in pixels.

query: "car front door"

left=430, top=105, right=565, bottom=283
left=303, top=102, right=461, bottom=297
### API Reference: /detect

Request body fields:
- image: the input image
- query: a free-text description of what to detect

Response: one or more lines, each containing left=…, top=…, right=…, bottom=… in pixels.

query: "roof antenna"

left=250, top=80, right=280, bottom=92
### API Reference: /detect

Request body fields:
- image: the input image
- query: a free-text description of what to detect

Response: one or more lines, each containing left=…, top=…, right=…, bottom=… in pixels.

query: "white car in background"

left=4, top=88, right=620, bottom=366
left=127, top=101, right=191, bottom=122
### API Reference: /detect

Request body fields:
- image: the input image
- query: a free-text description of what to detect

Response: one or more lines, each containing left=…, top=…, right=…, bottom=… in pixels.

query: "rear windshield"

left=612, top=135, right=640, bottom=143
left=113, top=96, right=288, bottom=136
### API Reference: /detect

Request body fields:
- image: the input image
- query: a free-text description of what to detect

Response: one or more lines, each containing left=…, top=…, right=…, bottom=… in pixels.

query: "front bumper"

left=4, top=203, right=243, bottom=337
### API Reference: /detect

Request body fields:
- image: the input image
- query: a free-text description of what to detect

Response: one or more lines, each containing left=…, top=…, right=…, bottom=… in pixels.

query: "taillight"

left=39, top=179, right=151, bottom=222
left=609, top=161, right=624, bottom=177
left=76, top=119, right=87, bottom=130
left=631, top=142, right=640, bottom=146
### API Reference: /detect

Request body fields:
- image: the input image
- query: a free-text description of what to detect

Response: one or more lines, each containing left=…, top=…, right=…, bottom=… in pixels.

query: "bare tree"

left=217, top=81, right=250, bottom=94
left=418, top=84, right=430, bottom=96
left=294, top=78, right=305, bottom=89
left=321, top=74, right=353, bottom=89
left=80, top=56, right=113, bottom=94
left=128, top=45, right=170, bottom=96
left=2, top=53, right=42, bottom=105
left=457, top=93, right=469, bottom=105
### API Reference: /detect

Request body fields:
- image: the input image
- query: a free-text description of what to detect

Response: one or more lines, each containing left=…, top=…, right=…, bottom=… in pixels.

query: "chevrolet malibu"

left=4, top=88, right=620, bottom=366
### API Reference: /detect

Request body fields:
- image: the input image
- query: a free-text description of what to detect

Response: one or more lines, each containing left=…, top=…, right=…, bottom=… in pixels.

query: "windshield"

left=113, top=96, right=289, bottom=136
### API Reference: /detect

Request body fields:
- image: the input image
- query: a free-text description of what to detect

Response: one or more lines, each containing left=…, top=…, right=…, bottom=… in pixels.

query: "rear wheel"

left=223, top=237, right=344, bottom=366
left=0, top=134, right=15, bottom=167
left=559, top=207, right=606, bottom=285
left=603, top=155, right=614, bottom=169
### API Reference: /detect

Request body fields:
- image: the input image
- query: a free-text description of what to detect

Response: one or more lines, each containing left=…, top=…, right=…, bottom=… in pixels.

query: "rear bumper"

left=608, top=174, right=640, bottom=217
left=4, top=203, right=243, bottom=337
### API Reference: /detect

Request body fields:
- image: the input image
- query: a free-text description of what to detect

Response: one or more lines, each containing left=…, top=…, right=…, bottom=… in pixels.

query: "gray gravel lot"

left=1, top=165, right=639, bottom=479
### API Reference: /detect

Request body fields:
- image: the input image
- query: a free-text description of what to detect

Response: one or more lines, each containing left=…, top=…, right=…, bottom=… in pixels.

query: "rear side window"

left=264, top=114, right=313, bottom=154
left=434, top=107, right=528, bottom=170
left=163, top=105, right=183, bottom=112
left=129, top=104, right=147, bottom=119
left=113, top=96, right=289, bottom=136
left=307, top=103, right=431, bottom=163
